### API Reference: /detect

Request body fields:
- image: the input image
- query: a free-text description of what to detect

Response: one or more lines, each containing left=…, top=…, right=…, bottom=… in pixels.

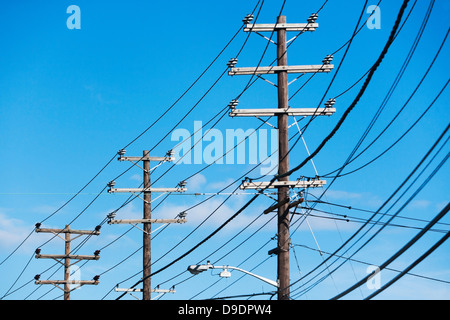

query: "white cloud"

left=0, top=211, right=30, bottom=249
left=0, top=210, right=46, bottom=254
left=109, top=202, right=141, bottom=220
left=129, top=173, right=142, bottom=182
left=409, top=199, right=432, bottom=209
left=206, top=178, right=238, bottom=191
left=187, top=173, right=207, bottom=191
left=322, top=190, right=363, bottom=200
left=156, top=197, right=274, bottom=234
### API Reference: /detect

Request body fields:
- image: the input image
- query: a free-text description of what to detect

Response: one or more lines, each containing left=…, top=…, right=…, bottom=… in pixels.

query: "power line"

left=323, top=9, right=448, bottom=179
left=115, top=0, right=411, bottom=301
left=0, top=1, right=259, bottom=275
left=290, top=124, right=449, bottom=298
left=293, top=243, right=450, bottom=286
left=364, top=229, right=450, bottom=300
left=331, top=202, right=450, bottom=299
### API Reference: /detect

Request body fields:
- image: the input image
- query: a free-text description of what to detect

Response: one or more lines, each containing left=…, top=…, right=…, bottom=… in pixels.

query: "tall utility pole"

left=228, top=14, right=335, bottom=300
left=33, top=224, right=101, bottom=300
left=142, top=150, right=152, bottom=301
left=108, top=149, right=187, bottom=300
left=276, top=15, right=291, bottom=301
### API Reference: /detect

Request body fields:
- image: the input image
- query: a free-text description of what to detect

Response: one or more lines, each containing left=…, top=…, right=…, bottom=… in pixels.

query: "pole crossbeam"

left=108, top=218, right=187, bottom=225
left=244, top=22, right=319, bottom=32
left=229, top=107, right=336, bottom=117
left=240, top=180, right=326, bottom=190
left=229, top=65, right=333, bottom=76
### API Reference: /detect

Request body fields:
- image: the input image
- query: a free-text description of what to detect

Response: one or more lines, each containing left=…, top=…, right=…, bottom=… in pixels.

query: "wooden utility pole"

left=276, top=15, right=291, bottom=301
left=228, top=14, right=334, bottom=300
left=108, top=149, right=188, bottom=300
left=64, top=226, right=71, bottom=300
left=142, top=150, right=152, bottom=301
left=34, top=224, right=101, bottom=300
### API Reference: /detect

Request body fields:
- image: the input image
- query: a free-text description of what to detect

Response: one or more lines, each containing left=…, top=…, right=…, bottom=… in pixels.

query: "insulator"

left=179, top=211, right=187, bottom=219
left=322, top=55, right=333, bottom=65
left=107, top=180, right=116, bottom=188
left=243, top=14, right=254, bottom=24
left=227, top=58, right=238, bottom=68
left=228, top=99, right=239, bottom=109
left=178, top=180, right=187, bottom=187
left=325, top=98, right=336, bottom=107
left=107, top=212, right=116, bottom=220
left=307, top=13, right=318, bottom=23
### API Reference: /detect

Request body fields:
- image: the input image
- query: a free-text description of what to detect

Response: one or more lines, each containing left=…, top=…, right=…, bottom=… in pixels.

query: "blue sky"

left=0, top=0, right=449, bottom=300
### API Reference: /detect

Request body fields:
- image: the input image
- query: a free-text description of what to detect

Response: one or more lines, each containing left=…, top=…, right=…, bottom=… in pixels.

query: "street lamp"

left=187, top=261, right=279, bottom=288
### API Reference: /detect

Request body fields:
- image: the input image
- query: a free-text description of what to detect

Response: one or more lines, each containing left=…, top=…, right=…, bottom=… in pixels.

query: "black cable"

left=0, top=0, right=263, bottom=280
left=0, top=252, right=34, bottom=299
left=331, top=0, right=417, bottom=101
left=278, top=0, right=411, bottom=181
left=116, top=0, right=410, bottom=301
left=327, top=77, right=449, bottom=178
left=293, top=243, right=450, bottom=286
left=295, top=206, right=448, bottom=234
left=123, top=0, right=262, bottom=151
left=284, top=4, right=442, bottom=298
left=114, top=0, right=291, bottom=299
left=172, top=0, right=413, bottom=299
left=332, top=202, right=450, bottom=300
left=306, top=197, right=450, bottom=228
left=290, top=127, right=449, bottom=298
left=365, top=230, right=450, bottom=300
left=290, top=0, right=370, bottom=114
left=0, top=153, right=116, bottom=269
left=323, top=3, right=445, bottom=179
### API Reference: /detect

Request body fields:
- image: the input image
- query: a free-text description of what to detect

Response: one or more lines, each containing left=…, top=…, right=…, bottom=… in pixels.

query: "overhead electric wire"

left=0, top=154, right=116, bottom=269
left=123, top=0, right=263, bottom=151
left=332, top=202, right=450, bottom=300
left=293, top=243, right=450, bottom=286
left=0, top=1, right=264, bottom=280
left=282, top=4, right=446, bottom=298
left=279, top=0, right=410, bottom=182
left=289, top=0, right=370, bottom=111
left=322, top=1, right=444, bottom=179
left=114, top=0, right=293, bottom=299
left=294, top=205, right=448, bottom=234
left=364, top=229, right=450, bottom=300
left=324, top=28, right=450, bottom=177
left=306, top=197, right=450, bottom=228
left=331, top=0, right=417, bottom=102
left=290, top=123, right=450, bottom=298
left=30, top=1, right=327, bottom=298
left=22, top=0, right=268, bottom=300
left=326, top=77, right=449, bottom=178
left=114, top=0, right=410, bottom=301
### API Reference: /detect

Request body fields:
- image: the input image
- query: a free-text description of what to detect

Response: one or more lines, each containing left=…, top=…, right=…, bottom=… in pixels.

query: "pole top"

left=277, top=15, right=287, bottom=23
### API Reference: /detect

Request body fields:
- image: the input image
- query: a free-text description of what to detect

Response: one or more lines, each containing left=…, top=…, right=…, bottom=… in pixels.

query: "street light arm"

left=213, top=265, right=279, bottom=288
